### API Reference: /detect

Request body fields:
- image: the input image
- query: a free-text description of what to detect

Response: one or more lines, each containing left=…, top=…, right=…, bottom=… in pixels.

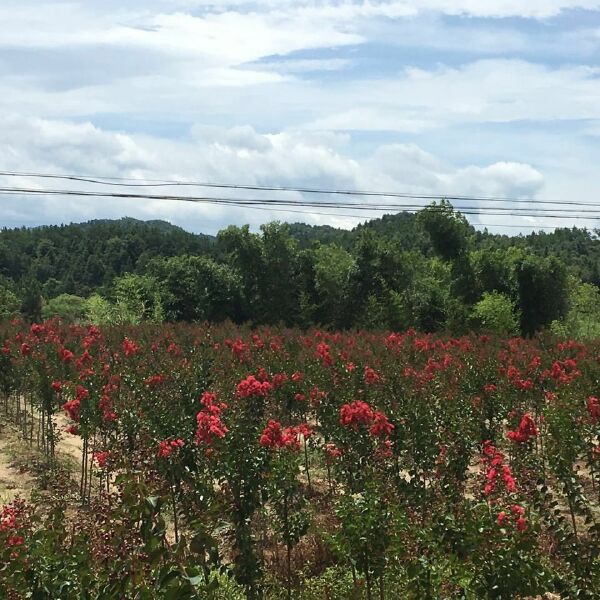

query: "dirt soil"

left=0, top=420, right=35, bottom=504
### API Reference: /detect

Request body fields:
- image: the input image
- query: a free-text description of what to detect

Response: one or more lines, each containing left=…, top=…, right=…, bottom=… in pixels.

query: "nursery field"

left=1, top=319, right=600, bottom=598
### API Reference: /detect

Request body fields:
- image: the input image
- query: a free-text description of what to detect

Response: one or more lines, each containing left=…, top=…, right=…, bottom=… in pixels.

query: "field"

left=1, top=319, right=600, bottom=598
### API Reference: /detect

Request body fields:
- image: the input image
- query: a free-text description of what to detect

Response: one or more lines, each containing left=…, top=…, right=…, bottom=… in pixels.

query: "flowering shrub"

left=1, top=320, right=600, bottom=597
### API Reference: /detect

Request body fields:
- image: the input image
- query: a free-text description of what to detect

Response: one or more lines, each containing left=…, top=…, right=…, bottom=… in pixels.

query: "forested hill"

left=0, top=217, right=214, bottom=297
left=1, top=207, right=600, bottom=337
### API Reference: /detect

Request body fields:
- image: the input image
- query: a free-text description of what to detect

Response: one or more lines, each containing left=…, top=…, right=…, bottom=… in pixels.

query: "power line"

left=0, top=185, right=599, bottom=221
left=0, top=169, right=598, bottom=210
left=0, top=187, right=600, bottom=218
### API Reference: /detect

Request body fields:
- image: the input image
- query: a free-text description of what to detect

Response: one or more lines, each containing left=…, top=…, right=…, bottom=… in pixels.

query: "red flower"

left=340, top=400, right=373, bottom=430
left=122, top=337, right=139, bottom=357
left=158, top=438, right=185, bottom=458
left=51, top=380, right=62, bottom=393
left=62, top=399, right=81, bottom=423
left=58, top=346, right=74, bottom=362
left=236, top=375, right=272, bottom=398
left=324, top=442, right=342, bottom=461
left=272, top=372, right=288, bottom=389
left=20, top=343, right=31, bottom=356
left=370, top=411, right=394, bottom=438
left=144, top=374, right=167, bottom=387
left=507, top=414, right=538, bottom=444
left=516, top=517, right=527, bottom=532
left=340, top=401, right=394, bottom=440
left=364, top=366, right=382, bottom=385
left=7, top=535, right=24, bottom=547
left=587, top=396, right=600, bottom=423
left=497, top=511, right=508, bottom=526
left=482, top=441, right=518, bottom=497
left=259, top=420, right=302, bottom=451
left=195, top=393, right=228, bottom=446
left=316, top=342, right=333, bottom=366
left=295, top=423, right=313, bottom=439
left=93, top=451, right=111, bottom=469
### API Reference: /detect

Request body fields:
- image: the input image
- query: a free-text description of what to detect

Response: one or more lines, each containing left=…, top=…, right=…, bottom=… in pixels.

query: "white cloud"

left=0, top=116, right=556, bottom=233
left=306, top=60, right=600, bottom=132
left=159, top=0, right=600, bottom=19
left=0, top=0, right=600, bottom=237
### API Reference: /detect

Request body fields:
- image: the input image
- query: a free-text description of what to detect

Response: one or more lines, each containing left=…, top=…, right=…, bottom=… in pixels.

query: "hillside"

left=0, top=208, right=599, bottom=337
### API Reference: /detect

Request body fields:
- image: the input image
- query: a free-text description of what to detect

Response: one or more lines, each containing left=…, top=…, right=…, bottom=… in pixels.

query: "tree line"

left=1, top=205, right=600, bottom=338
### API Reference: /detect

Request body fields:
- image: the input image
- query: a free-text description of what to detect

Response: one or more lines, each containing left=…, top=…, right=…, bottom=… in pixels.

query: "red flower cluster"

left=93, top=451, right=111, bottom=468
left=226, top=338, right=249, bottom=361
left=122, top=337, right=140, bottom=357
left=339, top=401, right=394, bottom=438
left=1, top=500, right=26, bottom=552
left=195, top=391, right=228, bottom=446
left=316, top=342, right=333, bottom=367
left=507, top=414, right=538, bottom=444
left=58, top=346, right=74, bottom=362
left=158, top=438, right=185, bottom=458
left=324, top=442, right=342, bottom=462
left=543, top=359, right=580, bottom=385
left=497, top=504, right=527, bottom=532
left=482, top=440, right=517, bottom=496
left=259, top=420, right=311, bottom=451
left=236, top=375, right=272, bottom=398
left=364, top=366, right=382, bottom=385
left=62, top=385, right=89, bottom=423
left=144, top=374, right=167, bottom=388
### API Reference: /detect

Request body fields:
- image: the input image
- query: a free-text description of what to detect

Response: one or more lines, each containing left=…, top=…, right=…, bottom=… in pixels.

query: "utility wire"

left=0, top=186, right=599, bottom=221
left=0, top=188, right=600, bottom=228
left=0, top=169, right=598, bottom=209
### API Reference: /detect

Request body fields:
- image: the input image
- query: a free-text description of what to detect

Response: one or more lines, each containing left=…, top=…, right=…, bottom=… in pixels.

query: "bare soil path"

left=0, top=420, right=35, bottom=504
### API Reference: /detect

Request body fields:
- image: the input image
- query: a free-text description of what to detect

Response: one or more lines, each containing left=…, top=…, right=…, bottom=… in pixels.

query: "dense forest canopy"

left=1, top=206, right=600, bottom=337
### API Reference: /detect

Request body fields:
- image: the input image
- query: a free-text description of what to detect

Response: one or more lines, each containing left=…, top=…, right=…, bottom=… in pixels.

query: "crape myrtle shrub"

left=1, top=318, right=600, bottom=598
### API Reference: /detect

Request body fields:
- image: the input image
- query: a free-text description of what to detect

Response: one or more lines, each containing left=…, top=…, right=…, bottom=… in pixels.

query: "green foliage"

left=42, top=293, right=87, bottom=322
left=517, top=255, right=569, bottom=335
left=551, top=279, right=600, bottom=340
left=20, top=277, right=42, bottom=322
left=313, top=244, right=357, bottom=327
left=0, top=277, right=20, bottom=319
left=472, top=291, right=520, bottom=335
left=148, top=255, right=242, bottom=323
left=85, top=293, right=116, bottom=325
left=1, top=210, right=597, bottom=335
left=418, top=201, right=471, bottom=262
left=113, top=273, right=165, bottom=324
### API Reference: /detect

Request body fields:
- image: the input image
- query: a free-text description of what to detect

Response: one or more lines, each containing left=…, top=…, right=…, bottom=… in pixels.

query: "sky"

left=2, top=0, right=600, bottom=234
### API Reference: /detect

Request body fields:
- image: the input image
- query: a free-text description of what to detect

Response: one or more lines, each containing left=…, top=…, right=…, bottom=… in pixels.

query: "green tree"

left=20, top=278, right=42, bottom=322
left=42, top=294, right=87, bottom=322
left=516, top=255, right=569, bottom=335
left=85, top=293, right=116, bottom=325
left=112, top=273, right=165, bottom=324
left=260, top=222, right=301, bottom=325
left=217, top=225, right=265, bottom=321
left=148, top=255, right=242, bottom=322
left=472, top=291, right=520, bottom=335
left=313, top=244, right=357, bottom=327
left=0, top=276, right=20, bottom=320
left=550, top=279, right=600, bottom=340
left=418, top=201, right=471, bottom=262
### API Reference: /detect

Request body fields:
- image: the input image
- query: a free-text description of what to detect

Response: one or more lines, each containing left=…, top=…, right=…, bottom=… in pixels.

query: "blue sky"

left=2, top=0, right=600, bottom=234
